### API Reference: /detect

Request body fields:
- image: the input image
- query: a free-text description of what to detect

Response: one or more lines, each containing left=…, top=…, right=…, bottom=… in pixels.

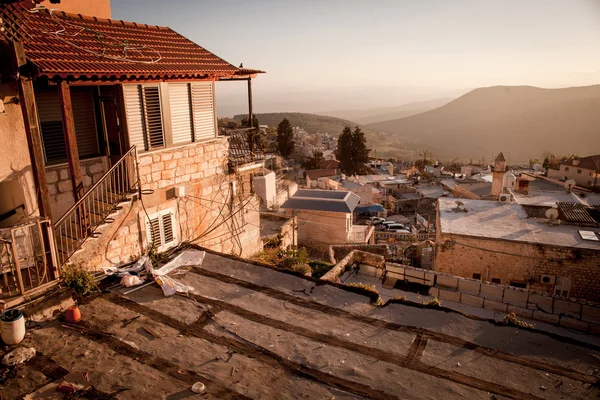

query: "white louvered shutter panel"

left=35, top=87, right=66, bottom=164
left=191, top=82, right=216, bottom=141
left=168, top=83, right=193, bottom=144
left=146, top=209, right=177, bottom=252
left=141, top=86, right=165, bottom=149
left=70, top=87, right=99, bottom=158
left=123, top=85, right=147, bottom=151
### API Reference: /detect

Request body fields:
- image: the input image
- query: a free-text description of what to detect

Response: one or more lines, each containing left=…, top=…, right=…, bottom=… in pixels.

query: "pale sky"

left=112, top=0, right=600, bottom=115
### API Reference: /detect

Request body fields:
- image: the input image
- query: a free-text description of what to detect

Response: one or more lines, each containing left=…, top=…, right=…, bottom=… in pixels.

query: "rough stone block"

left=589, top=324, right=600, bottom=335
left=479, top=284, right=504, bottom=301
left=532, top=311, right=560, bottom=324
left=162, top=169, right=175, bottom=179
left=428, top=287, right=440, bottom=298
left=559, top=316, right=589, bottom=332
left=139, top=156, right=152, bottom=166
left=88, top=163, right=105, bottom=174
left=47, top=184, right=57, bottom=195
left=461, top=293, right=484, bottom=308
left=457, top=279, right=480, bottom=295
left=386, top=264, right=405, bottom=274
left=386, top=271, right=404, bottom=281
left=527, top=293, right=553, bottom=312
left=162, top=152, right=173, bottom=161
left=581, top=305, right=600, bottom=324
left=436, top=275, right=458, bottom=290
left=60, top=168, right=69, bottom=180
left=424, top=271, right=435, bottom=286
left=553, top=299, right=582, bottom=318
left=503, top=289, right=529, bottom=308
left=58, top=180, right=72, bottom=193
left=405, top=269, right=425, bottom=285
left=151, top=162, right=165, bottom=172
left=507, top=305, right=533, bottom=319
left=483, top=299, right=508, bottom=312
left=438, top=288, right=461, bottom=303
left=382, top=276, right=397, bottom=289
left=46, top=170, right=59, bottom=183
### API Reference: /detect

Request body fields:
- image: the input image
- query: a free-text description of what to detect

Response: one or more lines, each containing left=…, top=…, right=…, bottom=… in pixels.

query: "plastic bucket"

left=0, top=309, right=26, bottom=345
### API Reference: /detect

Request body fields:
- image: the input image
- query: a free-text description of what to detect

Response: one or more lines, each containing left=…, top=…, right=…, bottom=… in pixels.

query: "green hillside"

left=233, top=112, right=380, bottom=138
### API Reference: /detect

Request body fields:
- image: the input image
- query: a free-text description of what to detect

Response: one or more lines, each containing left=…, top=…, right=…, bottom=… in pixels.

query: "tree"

left=241, top=114, right=259, bottom=129
left=302, top=150, right=324, bottom=170
left=276, top=118, right=295, bottom=158
left=337, top=126, right=369, bottom=175
left=415, top=150, right=434, bottom=171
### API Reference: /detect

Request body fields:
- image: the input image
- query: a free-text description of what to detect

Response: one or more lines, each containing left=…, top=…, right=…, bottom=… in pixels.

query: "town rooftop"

left=4, top=250, right=600, bottom=399
left=438, top=198, right=600, bottom=249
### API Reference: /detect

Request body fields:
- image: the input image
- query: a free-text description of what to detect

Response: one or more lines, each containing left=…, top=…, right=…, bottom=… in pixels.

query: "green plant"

left=62, top=264, right=98, bottom=295
left=503, top=312, right=535, bottom=329
left=308, top=260, right=334, bottom=278
left=289, top=263, right=313, bottom=276
left=280, top=248, right=310, bottom=270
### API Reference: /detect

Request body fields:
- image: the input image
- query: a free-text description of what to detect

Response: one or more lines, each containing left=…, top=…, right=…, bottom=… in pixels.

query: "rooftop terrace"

left=3, top=250, right=600, bottom=399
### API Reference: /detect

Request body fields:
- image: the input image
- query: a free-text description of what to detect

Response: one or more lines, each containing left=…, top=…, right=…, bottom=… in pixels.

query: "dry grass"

left=503, top=312, right=535, bottom=329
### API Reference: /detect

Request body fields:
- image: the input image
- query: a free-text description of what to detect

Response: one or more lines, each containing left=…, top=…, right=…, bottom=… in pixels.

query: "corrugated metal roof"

left=281, top=189, right=360, bottom=213
left=557, top=202, right=597, bottom=224
left=0, top=4, right=262, bottom=81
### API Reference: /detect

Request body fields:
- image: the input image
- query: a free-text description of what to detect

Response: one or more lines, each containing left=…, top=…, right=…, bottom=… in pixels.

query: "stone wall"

left=46, top=157, right=108, bottom=221
left=382, top=263, right=600, bottom=334
left=453, top=183, right=482, bottom=200
left=68, top=139, right=263, bottom=270
left=294, top=209, right=350, bottom=244
left=434, top=233, right=600, bottom=302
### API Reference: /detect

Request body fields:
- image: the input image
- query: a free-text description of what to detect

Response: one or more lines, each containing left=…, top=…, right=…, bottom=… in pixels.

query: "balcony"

left=347, top=224, right=374, bottom=244
left=221, top=128, right=265, bottom=172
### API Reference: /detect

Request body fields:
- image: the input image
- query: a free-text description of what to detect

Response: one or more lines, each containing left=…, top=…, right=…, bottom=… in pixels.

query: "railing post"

left=134, top=146, right=142, bottom=199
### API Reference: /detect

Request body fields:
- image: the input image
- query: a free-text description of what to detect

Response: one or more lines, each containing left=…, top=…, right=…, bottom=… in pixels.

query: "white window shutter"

left=123, top=85, right=147, bottom=151
left=145, top=209, right=178, bottom=251
left=191, top=82, right=216, bottom=141
left=168, top=83, right=194, bottom=145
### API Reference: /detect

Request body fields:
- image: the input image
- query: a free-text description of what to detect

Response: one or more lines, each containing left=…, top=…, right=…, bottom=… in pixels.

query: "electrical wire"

left=28, top=7, right=162, bottom=64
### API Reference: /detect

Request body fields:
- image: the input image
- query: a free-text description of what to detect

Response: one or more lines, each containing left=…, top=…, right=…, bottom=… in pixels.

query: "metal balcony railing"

left=221, top=127, right=265, bottom=169
left=53, top=146, right=140, bottom=267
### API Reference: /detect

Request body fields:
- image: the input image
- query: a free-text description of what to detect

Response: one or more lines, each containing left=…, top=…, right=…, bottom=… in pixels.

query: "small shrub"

left=62, top=264, right=98, bottom=295
left=263, top=236, right=281, bottom=249
left=280, top=248, right=310, bottom=270
left=424, top=298, right=442, bottom=308
left=374, top=296, right=386, bottom=306
left=503, top=312, right=535, bottom=329
left=346, top=282, right=379, bottom=295
left=309, top=260, right=334, bottom=278
left=289, top=263, right=313, bottom=276
left=394, top=295, right=407, bottom=301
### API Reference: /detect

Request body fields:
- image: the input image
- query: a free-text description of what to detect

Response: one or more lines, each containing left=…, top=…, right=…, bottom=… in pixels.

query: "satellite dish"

left=564, top=179, right=576, bottom=190
left=545, top=208, right=559, bottom=220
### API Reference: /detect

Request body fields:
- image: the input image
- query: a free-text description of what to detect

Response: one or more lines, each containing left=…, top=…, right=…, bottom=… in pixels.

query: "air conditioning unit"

left=540, top=274, right=556, bottom=285
left=499, top=194, right=512, bottom=203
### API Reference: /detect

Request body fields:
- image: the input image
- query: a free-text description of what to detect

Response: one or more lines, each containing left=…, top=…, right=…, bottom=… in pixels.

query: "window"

left=577, top=169, right=582, bottom=174
left=145, top=209, right=178, bottom=252
left=35, top=86, right=101, bottom=165
left=491, top=278, right=501, bottom=284
left=510, top=281, right=527, bottom=288
left=553, top=276, right=571, bottom=297
left=123, top=82, right=216, bottom=152
left=472, top=273, right=481, bottom=280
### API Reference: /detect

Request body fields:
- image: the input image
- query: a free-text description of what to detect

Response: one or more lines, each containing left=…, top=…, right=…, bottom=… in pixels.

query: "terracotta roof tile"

left=0, top=4, right=256, bottom=80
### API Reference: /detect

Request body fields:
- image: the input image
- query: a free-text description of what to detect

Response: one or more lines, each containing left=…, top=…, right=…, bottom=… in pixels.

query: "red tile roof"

left=320, top=159, right=340, bottom=170
left=306, top=169, right=337, bottom=181
left=0, top=4, right=262, bottom=81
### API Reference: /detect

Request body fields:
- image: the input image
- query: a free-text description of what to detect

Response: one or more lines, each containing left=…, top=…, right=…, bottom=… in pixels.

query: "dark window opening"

left=472, top=273, right=481, bottom=280
left=510, top=281, right=527, bottom=288
left=491, top=278, right=501, bottom=284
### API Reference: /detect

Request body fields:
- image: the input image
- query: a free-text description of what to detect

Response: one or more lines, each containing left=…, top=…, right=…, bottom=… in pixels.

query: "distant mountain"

left=317, top=98, right=453, bottom=124
left=367, top=85, right=600, bottom=163
left=233, top=112, right=380, bottom=138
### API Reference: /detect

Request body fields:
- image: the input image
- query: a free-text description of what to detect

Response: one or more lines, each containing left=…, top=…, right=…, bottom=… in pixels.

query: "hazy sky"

left=112, top=0, right=600, bottom=115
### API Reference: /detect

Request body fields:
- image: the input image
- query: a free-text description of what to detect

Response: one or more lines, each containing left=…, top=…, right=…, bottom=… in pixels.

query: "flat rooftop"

left=3, top=250, right=599, bottom=399
left=438, top=198, right=600, bottom=250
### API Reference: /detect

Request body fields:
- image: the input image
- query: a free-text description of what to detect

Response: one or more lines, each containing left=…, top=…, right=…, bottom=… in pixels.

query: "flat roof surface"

left=438, top=198, right=600, bottom=250
left=281, top=189, right=360, bottom=213
left=456, top=182, right=492, bottom=197
left=5, top=250, right=600, bottom=399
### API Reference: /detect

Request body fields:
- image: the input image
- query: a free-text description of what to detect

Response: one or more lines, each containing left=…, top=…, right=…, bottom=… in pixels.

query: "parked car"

left=387, top=228, right=411, bottom=233
left=386, top=223, right=408, bottom=232
left=381, top=221, right=396, bottom=228
left=369, top=217, right=385, bottom=225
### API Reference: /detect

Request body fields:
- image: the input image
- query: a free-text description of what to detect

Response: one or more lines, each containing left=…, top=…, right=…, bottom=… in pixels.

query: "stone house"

left=547, top=154, right=600, bottom=188
left=281, top=189, right=374, bottom=248
left=434, top=198, right=600, bottom=302
left=0, top=1, right=264, bottom=302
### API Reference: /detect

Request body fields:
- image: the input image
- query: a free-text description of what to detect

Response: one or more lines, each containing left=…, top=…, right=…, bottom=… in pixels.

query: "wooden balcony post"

left=247, top=78, right=253, bottom=128
left=58, top=81, right=84, bottom=201
left=11, top=41, right=53, bottom=221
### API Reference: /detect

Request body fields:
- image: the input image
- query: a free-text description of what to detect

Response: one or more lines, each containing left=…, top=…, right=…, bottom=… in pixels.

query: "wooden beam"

left=11, top=41, right=53, bottom=221
left=247, top=78, right=253, bottom=128
left=58, top=81, right=84, bottom=201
